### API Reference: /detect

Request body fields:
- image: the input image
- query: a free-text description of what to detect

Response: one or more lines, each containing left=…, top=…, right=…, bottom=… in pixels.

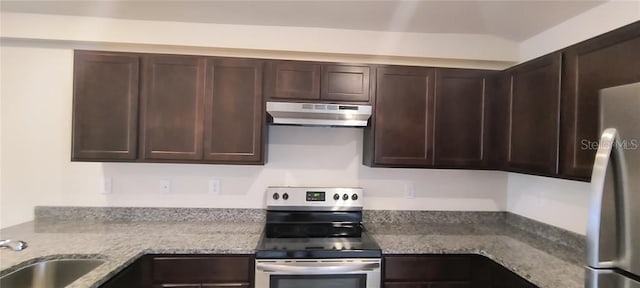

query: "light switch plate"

left=403, top=182, right=415, bottom=198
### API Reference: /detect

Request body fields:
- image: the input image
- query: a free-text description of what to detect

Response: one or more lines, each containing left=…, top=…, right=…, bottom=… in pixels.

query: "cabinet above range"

left=265, top=60, right=374, bottom=104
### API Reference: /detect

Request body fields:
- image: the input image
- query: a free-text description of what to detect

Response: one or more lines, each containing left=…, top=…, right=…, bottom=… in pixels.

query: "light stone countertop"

left=0, top=220, right=263, bottom=288
left=0, top=210, right=585, bottom=288
left=367, top=223, right=585, bottom=288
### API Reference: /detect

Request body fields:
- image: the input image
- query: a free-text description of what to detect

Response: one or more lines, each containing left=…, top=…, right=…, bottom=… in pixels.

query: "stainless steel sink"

left=0, top=258, right=105, bottom=288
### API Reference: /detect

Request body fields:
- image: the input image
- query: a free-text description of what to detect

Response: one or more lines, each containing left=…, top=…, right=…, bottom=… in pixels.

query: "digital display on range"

left=306, top=191, right=325, bottom=201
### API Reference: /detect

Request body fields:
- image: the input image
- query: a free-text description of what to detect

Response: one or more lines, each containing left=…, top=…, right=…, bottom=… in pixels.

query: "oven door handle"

left=256, top=262, right=380, bottom=274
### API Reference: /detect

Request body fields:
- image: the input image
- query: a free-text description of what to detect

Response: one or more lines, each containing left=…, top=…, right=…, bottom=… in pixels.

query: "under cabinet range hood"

left=266, top=101, right=372, bottom=127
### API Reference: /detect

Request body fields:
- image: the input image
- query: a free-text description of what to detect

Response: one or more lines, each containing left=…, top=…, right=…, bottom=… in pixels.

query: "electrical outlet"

left=208, top=179, right=220, bottom=195
left=159, top=179, right=171, bottom=194
left=403, top=182, right=415, bottom=198
left=100, top=177, right=112, bottom=194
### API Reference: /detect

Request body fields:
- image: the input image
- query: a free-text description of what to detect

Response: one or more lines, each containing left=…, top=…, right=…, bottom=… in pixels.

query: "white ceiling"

left=0, top=0, right=607, bottom=41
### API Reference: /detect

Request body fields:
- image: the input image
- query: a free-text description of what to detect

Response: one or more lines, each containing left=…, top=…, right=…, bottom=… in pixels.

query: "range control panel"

left=266, top=187, right=363, bottom=211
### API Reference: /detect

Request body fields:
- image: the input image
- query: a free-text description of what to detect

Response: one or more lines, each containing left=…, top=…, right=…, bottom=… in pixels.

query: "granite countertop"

left=0, top=220, right=264, bottom=288
left=366, top=222, right=585, bottom=288
left=0, top=208, right=585, bottom=288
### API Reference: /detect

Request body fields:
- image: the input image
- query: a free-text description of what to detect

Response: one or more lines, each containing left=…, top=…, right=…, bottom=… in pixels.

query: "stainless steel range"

left=255, top=187, right=381, bottom=288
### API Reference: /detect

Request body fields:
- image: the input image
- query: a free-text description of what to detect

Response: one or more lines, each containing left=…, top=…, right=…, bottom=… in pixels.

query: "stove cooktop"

left=257, top=187, right=381, bottom=259
left=255, top=231, right=382, bottom=259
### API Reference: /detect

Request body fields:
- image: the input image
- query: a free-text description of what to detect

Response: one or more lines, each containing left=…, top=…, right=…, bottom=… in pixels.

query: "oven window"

left=270, top=274, right=366, bottom=288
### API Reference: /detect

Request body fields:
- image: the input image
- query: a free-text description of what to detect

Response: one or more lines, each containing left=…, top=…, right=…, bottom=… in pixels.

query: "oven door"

left=255, top=258, right=381, bottom=288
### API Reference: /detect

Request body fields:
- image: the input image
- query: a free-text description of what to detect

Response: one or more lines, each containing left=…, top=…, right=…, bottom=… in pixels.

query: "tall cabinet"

left=203, top=58, right=264, bottom=163
left=140, top=55, right=206, bottom=161
left=433, top=69, right=488, bottom=168
left=560, top=23, right=640, bottom=180
left=505, top=53, right=562, bottom=176
left=365, top=66, right=435, bottom=167
left=72, top=51, right=140, bottom=161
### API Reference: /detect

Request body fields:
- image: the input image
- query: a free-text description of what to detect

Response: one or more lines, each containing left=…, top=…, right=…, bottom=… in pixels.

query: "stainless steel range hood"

left=266, top=101, right=372, bottom=127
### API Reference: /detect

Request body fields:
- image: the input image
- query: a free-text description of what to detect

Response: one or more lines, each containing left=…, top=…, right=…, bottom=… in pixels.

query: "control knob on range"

left=282, top=193, right=289, bottom=200
left=342, top=194, right=349, bottom=200
left=351, top=194, right=358, bottom=200
left=272, top=193, right=279, bottom=200
left=333, top=193, right=340, bottom=201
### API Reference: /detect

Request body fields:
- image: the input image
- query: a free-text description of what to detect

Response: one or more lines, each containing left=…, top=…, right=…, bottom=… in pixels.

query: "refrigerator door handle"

left=587, top=128, right=627, bottom=268
left=586, top=267, right=640, bottom=288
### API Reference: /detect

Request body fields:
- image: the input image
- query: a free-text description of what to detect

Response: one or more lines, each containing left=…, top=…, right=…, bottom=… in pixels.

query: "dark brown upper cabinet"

left=364, top=66, right=435, bottom=167
left=560, top=22, right=640, bottom=181
left=203, top=58, right=264, bottom=163
left=506, top=52, right=562, bottom=176
left=433, top=68, right=489, bottom=168
left=484, top=72, right=511, bottom=170
left=265, top=60, right=321, bottom=100
left=140, top=54, right=206, bottom=161
left=321, top=64, right=372, bottom=102
left=265, top=60, right=373, bottom=103
left=72, top=51, right=140, bottom=161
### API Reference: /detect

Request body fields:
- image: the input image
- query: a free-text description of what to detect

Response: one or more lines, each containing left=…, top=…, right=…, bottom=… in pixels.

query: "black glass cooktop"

left=255, top=231, right=382, bottom=259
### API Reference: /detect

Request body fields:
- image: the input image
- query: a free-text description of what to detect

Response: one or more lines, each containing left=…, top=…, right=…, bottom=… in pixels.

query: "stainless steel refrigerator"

left=587, top=82, right=640, bottom=288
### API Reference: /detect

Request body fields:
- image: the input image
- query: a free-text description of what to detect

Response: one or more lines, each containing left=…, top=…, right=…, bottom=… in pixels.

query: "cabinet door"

left=321, top=64, right=372, bottom=102
left=384, top=283, right=469, bottom=288
left=265, top=60, right=321, bottom=100
left=433, top=69, right=488, bottom=168
left=384, top=283, right=430, bottom=288
left=153, top=285, right=200, bottom=288
left=203, top=58, right=264, bottom=163
left=151, top=255, right=251, bottom=284
left=72, top=51, right=139, bottom=161
left=140, top=55, right=205, bottom=161
left=490, top=262, right=537, bottom=288
left=372, top=67, right=435, bottom=167
left=484, top=72, right=510, bottom=170
left=561, top=23, right=640, bottom=180
left=99, top=255, right=148, bottom=288
left=384, top=255, right=472, bottom=282
left=507, top=53, right=562, bottom=175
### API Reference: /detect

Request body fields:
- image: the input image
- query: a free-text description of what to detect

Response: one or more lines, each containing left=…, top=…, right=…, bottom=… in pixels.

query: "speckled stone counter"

left=0, top=220, right=263, bottom=288
left=0, top=207, right=585, bottom=288
left=367, top=222, right=585, bottom=288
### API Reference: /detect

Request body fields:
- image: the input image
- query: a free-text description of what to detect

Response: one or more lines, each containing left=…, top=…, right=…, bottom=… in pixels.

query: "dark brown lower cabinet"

left=99, top=255, right=252, bottom=288
left=385, top=282, right=470, bottom=288
left=100, top=255, right=150, bottom=288
left=384, top=255, right=537, bottom=288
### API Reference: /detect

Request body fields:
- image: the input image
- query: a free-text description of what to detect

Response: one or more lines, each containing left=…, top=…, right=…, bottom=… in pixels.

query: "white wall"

left=519, top=0, right=640, bottom=62
left=0, top=45, right=508, bottom=228
left=507, top=173, right=590, bottom=234
left=0, top=12, right=516, bottom=70
left=506, top=0, right=640, bottom=235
